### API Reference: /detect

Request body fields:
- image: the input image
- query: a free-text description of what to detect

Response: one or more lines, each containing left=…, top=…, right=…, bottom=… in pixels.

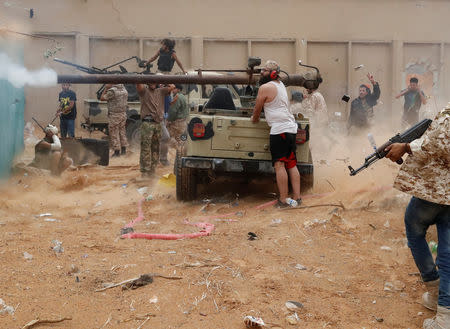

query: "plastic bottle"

left=429, top=241, right=438, bottom=254
left=285, top=198, right=298, bottom=208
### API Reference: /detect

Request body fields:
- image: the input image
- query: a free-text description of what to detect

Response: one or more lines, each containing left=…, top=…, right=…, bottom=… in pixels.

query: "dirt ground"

left=0, top=128, right=438, bottom=329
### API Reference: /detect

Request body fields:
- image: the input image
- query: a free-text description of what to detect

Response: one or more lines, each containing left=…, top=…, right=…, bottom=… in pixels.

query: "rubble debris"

left=244, top=315, right=265, bottom=328
left=286, top=312, right=300, bottom=325
left=51, top=240, right=64, bottom=253
left=23, top=252, right=33, bottom=260
left=22, top=317, right=72, bottom=329
left=248, top=232, right=258, bottom=241
left=96, top=273, right=182, bottom=292
left=0, top=298, right=15, bottom=315
left=285, top=300, right=304, bottom=311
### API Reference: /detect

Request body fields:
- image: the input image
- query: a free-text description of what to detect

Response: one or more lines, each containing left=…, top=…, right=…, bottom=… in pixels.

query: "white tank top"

left=264, top=81, right=298, bottom=135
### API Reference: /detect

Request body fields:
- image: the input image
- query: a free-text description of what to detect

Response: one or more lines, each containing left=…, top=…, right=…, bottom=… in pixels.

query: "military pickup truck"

left=175, top=88, right=313, bottom=201
left=82, top=80, right=242, bottom=146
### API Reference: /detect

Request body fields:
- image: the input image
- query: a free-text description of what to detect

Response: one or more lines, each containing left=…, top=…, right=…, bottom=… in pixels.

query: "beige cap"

left=262, top=60, right=280, bottom=72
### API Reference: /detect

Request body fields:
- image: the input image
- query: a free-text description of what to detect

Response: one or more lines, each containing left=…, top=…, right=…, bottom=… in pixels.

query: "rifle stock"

left=348, top=119, right=432, bottom=176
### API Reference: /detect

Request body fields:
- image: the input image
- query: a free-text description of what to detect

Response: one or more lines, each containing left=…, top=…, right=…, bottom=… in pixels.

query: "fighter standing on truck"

left=384, top=106, right=449, bottom=329
left=136, top=82, right=175, bottom=178
left=100, top=84, right=129, bottom=157
left=251, top=60, right=301, bottom=208
left=146, top=39, right=186, bottom=74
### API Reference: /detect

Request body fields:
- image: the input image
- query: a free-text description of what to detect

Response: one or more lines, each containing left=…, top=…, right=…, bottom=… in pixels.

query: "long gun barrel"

left=56, top=73, right=307, bottom=86
left=348, top=119, right=433, bottom=176
left=32, top=117, right=46, bottom=132
left=54, top=58, right=105, bottom=74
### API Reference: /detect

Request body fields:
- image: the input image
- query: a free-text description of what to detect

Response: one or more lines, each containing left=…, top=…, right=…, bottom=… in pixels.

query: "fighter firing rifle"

left=348, top=119, right=432, bottom=176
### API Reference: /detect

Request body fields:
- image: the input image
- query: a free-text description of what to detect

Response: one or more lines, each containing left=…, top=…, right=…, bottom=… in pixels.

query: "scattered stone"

left=149, top=296, right=158, bottom=304
left=248, top=232, right=258, bottom=241
left=270, top=218, right=282, bottom=225
left=0, top=298, right=15, bottom=315
left=393, top=280, right=406, bottom=291
left=52, top=240, right=64, bottom=253
left=38, top=213, right=52, bottom=217
left=373, top=316, right=383, bottom=322
left=23, top=252, right=33, bottom=260
left=94, top=200, right=103, bottom=207
left=384, top=282, right=394, bottom=291
left=418, top=312, right=424, bottom=316
left=294, top=264, right=307, bottom=270
left=44, top=218, right=59, bottom=222
left=383, top=220, right=390, bottom=228
left=286, top=300, right=304, bottom=311
left=380, top=246, right=392, bottom=251
left=68, top=264, right=79, bottom=274
left=286, top=313, right=300, bottom=325
left=137, top=187, right=149, bottom=195
left=303, top=218, right=329, bottom=229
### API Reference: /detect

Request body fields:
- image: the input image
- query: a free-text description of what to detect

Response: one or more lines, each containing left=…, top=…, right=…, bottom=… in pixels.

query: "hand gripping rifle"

left=348, top=119, right=432, bottom=176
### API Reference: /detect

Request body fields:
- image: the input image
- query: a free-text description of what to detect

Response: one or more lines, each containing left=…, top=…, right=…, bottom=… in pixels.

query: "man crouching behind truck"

left=30, top=124, right=73, bottom=175
left=251, top=60, right=301, bottom=208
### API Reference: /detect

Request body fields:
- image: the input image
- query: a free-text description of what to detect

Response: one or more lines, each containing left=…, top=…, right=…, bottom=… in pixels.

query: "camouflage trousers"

left=167, top=119, right=187, bottom=153
left=140, top=121, right=161, bottom=175
left=108, top=112, right=128, bottom=150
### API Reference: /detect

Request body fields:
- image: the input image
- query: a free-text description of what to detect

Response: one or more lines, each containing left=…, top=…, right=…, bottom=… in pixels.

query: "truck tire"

left=300, top=150, right=314, bottom=192
left=175, top=150, right=197, bottom=201
left=126, top=120, right=141, bottom=147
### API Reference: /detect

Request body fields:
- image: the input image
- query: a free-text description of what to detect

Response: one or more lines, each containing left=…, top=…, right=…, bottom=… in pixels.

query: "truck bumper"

left=181, top=157, right=313, bottom=175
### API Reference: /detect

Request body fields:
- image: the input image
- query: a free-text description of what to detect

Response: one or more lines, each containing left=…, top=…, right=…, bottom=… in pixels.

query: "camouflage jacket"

left=104, top=84, right=128, bottom=114
left=393, top=107, right=449, bottom=205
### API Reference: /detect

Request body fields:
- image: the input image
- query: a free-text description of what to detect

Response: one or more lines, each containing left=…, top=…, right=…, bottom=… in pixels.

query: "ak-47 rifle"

left=348, top=119, right=433, bottom=176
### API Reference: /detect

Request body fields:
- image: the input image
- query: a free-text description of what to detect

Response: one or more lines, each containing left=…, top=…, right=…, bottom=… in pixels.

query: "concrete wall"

left=2, top=0, right=450, bottom=127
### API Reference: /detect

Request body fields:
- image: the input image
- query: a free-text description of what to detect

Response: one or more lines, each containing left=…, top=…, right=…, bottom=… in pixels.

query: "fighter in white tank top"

left=263, top=81, right=298, bottom=135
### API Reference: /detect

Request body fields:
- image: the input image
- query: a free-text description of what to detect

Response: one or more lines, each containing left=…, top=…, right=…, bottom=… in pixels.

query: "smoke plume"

left=0, top=52, right=57, bottom=88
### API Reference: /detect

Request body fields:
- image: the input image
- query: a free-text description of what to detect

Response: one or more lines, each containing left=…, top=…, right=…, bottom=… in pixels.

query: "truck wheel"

left=126, top=120, right=141, bottom=147
left=300, top=150, right=314, bottom=192
left=301, top=172, right=314, bottom=193
left=175, top=150, right=197, bottom=201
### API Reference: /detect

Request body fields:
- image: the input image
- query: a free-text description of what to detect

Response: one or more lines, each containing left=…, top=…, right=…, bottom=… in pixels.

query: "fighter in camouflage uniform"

left=100, top=84, right=129, bottom=157
left=136, top=82, right=175, bottom=177
left=167, top=84, right=189, bottom=154
left=385, top=105, right=449, bottom=329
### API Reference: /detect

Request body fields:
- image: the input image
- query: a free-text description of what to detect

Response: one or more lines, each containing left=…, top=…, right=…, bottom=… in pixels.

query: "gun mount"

left=54, top=57, right=153, bottom=100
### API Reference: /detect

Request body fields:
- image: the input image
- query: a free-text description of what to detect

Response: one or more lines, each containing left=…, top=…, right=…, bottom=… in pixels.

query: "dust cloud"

left=0, top=52, right=57, bottom=88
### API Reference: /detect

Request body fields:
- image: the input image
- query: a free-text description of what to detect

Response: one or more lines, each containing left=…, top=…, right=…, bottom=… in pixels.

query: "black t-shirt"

left=59, top=90, right=77, bottom=119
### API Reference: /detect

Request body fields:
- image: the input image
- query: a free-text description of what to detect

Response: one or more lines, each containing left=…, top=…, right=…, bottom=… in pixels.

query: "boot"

left=112, top=150, right=120, bottom=157
left=423, top=279, right=440, bottom=311
left=423, top=306, right=450, bottom=329
left=121, top=146, right=126, bottom=155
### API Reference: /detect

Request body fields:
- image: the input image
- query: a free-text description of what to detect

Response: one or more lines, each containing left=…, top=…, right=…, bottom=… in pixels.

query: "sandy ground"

left=0, top=127, right=438, bottom=329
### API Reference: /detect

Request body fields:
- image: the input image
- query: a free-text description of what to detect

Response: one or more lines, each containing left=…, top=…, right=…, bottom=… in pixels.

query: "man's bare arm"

left=147, top=50, right=160, bottom=64
left=172, top=53, right=185, bottom=74
left=251, top=86, right=268, bottom=123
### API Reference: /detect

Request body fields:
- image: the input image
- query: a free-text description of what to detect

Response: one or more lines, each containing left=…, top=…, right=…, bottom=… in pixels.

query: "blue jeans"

left=404, top=197, right=450, bottom=307
left=60, top=117, right=75, bottom=138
